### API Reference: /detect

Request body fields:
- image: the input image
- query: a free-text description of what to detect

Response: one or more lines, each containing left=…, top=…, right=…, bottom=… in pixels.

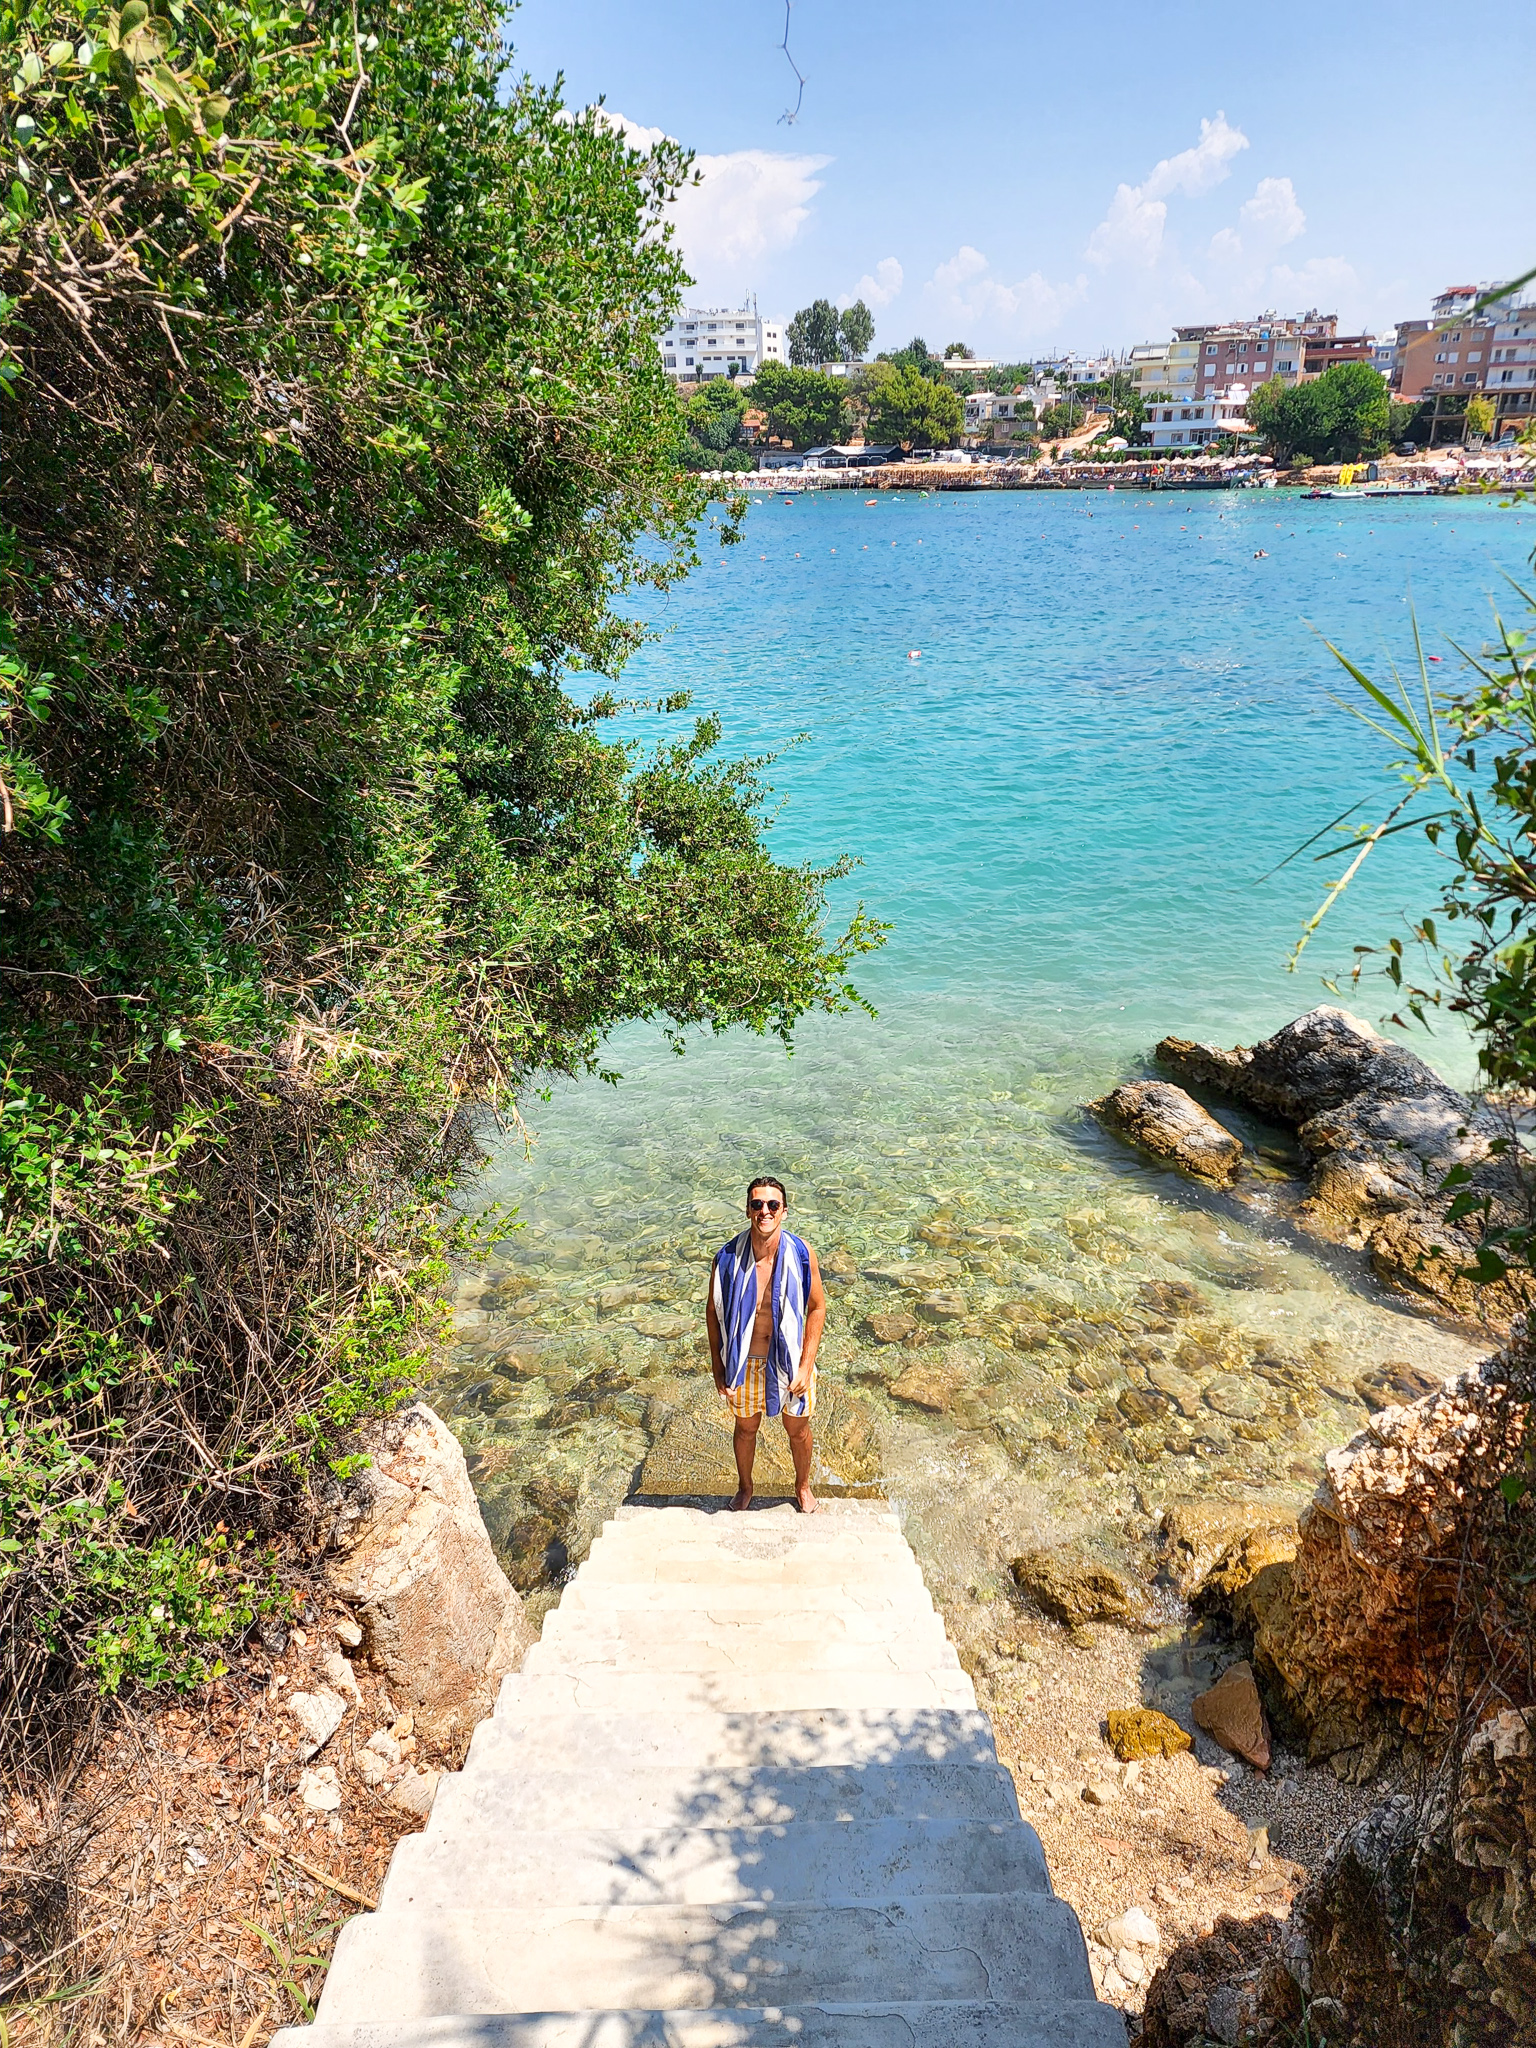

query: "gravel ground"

left=943, top=1600, right=1385, bottom=2018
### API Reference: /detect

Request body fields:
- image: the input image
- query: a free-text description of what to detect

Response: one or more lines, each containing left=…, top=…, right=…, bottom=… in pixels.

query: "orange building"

left=1398, top=321, right=1494, bottom=399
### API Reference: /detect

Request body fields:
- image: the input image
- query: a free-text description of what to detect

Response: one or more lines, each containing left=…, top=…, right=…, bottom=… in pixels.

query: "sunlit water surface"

left=435, top=488, right=1532, bottom=1615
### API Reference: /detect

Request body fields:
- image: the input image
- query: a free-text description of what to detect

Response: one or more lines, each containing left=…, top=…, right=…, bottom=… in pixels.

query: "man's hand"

left=787, top=1365, right=811, bottom=1399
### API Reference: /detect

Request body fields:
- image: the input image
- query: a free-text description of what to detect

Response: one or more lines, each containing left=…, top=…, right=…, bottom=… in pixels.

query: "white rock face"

left=326, top=1403, right=534, bottom=1754
left=389, top=1766, right=440, bottom=1817
left=1105, top=1906, right=1160, bottom=1952
left=298, top=1765, right=342, bottom=1812
left=288, top=1687, right=347, bottom=1760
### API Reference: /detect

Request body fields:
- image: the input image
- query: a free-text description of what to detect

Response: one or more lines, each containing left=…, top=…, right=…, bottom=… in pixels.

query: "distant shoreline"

left=699, top=460, right=1532, bottom=496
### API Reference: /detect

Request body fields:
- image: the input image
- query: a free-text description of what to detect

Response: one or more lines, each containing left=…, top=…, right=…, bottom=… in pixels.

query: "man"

left=706, top=1175, right=826, bottom=1514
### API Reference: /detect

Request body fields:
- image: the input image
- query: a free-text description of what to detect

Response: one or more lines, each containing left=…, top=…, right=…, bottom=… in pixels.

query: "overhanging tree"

left=0, top=0, right=883, bottom=1732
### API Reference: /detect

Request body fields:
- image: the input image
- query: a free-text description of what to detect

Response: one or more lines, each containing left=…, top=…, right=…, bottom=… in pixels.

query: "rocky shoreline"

left=1093, top=1004, right=1536, bottom=1329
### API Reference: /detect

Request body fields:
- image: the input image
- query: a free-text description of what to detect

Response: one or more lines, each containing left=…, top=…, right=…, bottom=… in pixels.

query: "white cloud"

left=840, top=257, right=903, bottom=310
left=1210, top=176, right=1306, bottom=263
left=923, top=246, right=1087, bottom=342
left=1267, top=255, right=1360, bottom=303
left=1086, top=113, right=1249, bottom=269
left=596, top=110, right=829, bottom=275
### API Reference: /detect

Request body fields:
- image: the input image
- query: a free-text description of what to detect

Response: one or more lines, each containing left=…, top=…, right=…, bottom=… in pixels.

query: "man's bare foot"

left=794, top=1485, right=818, bottom=1515
left=729, top=1486, right=753, bottom=1512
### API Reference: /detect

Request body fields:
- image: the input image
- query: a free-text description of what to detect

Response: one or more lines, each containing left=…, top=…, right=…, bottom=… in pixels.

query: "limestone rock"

left=863, top=1308, right=917, bottom=1345
left=1192, top=1659, right=1272, bottom=1770
left=1106, top=1707, right=1192, bottom=1762
left=917, top=1289, right=967, bottom=1323
left=1139, top=1912, right=1298, bottom=2048
left=1010, top=1548, right=1152, bottom=1631
left=1090, top=1079, right=1246, bottom=1187
left=388, top=1766, right=440, bottom=1819
left=1293, top=1712, right=1536, bottom=2047
left=1155, top=1006, right=1536, bottom=1325
left=636, top=1375, right=881, bottom=1498
left=325, top=1402, right=535, bottom=1755
left=1253, top=1353, right=1531, bottom=1761
left=297, top=1765, right=342, bottom=1813
left=888, top=1360, right=968, bottom=1413
left=287, top=1687, right=346, bottom=1760
left=1159, top=1502, right=1297, bottom=1598
left=1105, top=1907, right=1161, bottom=1952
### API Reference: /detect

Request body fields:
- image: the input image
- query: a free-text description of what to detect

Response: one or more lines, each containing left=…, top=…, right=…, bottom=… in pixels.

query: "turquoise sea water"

left=439, top=490, right=1534, bottom=1610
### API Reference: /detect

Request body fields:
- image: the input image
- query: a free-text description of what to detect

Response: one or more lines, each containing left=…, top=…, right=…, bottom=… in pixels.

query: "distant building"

left=963, top=388, right=1055, bottom=442
left=1183, top=316, right=1312, bottom=400
left=1399, top=319, right=1495, bottom=399
left=1302, top=332, right=1375, bottom=377
left=1143, top=387, right=1257, bottom=449
left=660, top=300, right=786, bottom=381
left=1487, top=309, right=1536, bottom=433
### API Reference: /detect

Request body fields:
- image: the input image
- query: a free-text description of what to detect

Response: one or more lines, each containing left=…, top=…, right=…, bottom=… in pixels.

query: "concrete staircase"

left=277, top=1499, right=1124, bottom=2048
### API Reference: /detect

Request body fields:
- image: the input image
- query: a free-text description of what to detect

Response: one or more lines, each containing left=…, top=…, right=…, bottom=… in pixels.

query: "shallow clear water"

left=437, top=489, right=1532, bottom=1613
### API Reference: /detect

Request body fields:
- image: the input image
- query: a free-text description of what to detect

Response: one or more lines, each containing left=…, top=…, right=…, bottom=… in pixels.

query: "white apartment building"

left=1488, top=310, right=1536, bottom=432
left=963, top=386, right=1058, bottom=440
left=1126, top=343, right=1172, bottom=398
left=660, top=302, right=787, bottom=380
left=1144, top=386, right=1257, bottom=449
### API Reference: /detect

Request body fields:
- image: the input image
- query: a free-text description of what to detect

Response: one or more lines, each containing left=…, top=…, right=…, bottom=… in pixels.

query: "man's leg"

left=783, top=1413, right=816, bottom=1515
left=731, top=1413, right=762, bottom=1511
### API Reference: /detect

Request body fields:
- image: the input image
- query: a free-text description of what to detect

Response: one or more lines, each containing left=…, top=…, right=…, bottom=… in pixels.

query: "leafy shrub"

left=0, top=0, right=883, bottom=1738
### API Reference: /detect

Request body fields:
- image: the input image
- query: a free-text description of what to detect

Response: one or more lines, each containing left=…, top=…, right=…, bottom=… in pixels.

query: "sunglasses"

left=748, top=1198, right=782, bottom=1214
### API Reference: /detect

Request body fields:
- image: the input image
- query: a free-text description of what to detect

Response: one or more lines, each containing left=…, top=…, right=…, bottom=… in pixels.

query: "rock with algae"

left=1090, top=1078, right=1247, bottom=1187
left=1010, top=1547, right=1153, bottom=1631
left=636, top=1375, right=882, bottom=1498
left=1106, top=1707, right=1192, bottom=1762
left=1156, top=1005, right=1536, bottom=1325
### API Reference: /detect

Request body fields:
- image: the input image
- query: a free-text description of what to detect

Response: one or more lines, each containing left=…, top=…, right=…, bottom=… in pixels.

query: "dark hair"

left=746, top=1175, right=788, bottom=1209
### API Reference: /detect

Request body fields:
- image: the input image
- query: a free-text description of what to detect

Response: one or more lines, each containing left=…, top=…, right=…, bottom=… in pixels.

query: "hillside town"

left=662, top=279, right=1536, bottom=478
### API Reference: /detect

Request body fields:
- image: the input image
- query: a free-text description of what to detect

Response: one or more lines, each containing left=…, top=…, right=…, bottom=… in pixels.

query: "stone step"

left=611, top=1502, right=899, bottom=1525
left=314, top=1894, right=1097, bottom=2021
left=384, top=1819, right=1052, bottom=1909
left=425, top=1760, right=1023, bottom=1836
left=581, top=1540, right=921, bottom=1564
left=537, top=1606, right=947, bottom=1649
left=475, top=1703, right=998, bottom=1773
left=482, top=1668, right=976, bottom=1716
left=592, top=1516, right=908, bottom=1546
left=573, top=1554, right=929, bottom=1592
left=520, top=1632, right=960, bottom=1680
left=552, top=1581, right=939, bottom=1619
left=277, top=1999, right=1126, bottom=2048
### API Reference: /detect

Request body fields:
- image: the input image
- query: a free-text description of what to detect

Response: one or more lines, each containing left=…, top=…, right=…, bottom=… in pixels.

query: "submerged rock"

left=636, top=1375, right=882, bottom=1497
left=1156, top=1005, right=1536, bottom=1324
left=1090, top=1079, right=1247, bottom=1186
left=863, top=1308, right=918, bottom=1345
left=887, top=1360, right=969, bottom=1414
left=1011, top=1547, right=1153, bottom=1630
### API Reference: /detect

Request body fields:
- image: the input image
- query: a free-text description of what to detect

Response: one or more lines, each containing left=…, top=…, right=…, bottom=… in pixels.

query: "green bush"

left=0, top=0, right=883, bottom=1729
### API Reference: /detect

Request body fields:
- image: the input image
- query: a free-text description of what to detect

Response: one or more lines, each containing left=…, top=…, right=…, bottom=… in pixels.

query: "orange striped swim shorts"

left=723, top=1353, right=816, bottom=1420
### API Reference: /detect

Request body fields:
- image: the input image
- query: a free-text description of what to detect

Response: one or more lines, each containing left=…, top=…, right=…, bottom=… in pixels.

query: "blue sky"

left=508, top=0, right=1534, bottom=357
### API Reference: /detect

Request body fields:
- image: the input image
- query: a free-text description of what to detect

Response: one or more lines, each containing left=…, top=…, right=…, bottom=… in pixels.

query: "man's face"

left=747, top=1186, right=784, bottom=1241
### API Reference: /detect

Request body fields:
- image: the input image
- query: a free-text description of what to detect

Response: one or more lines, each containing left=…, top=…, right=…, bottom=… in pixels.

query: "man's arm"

left=705, top=1264, right=727, bottom=1393
left=789, top=1247, right=826, bottom=1396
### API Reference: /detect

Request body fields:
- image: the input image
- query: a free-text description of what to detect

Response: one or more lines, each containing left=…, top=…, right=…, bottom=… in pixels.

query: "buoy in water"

left=908, top=650, right=921, bottom=660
